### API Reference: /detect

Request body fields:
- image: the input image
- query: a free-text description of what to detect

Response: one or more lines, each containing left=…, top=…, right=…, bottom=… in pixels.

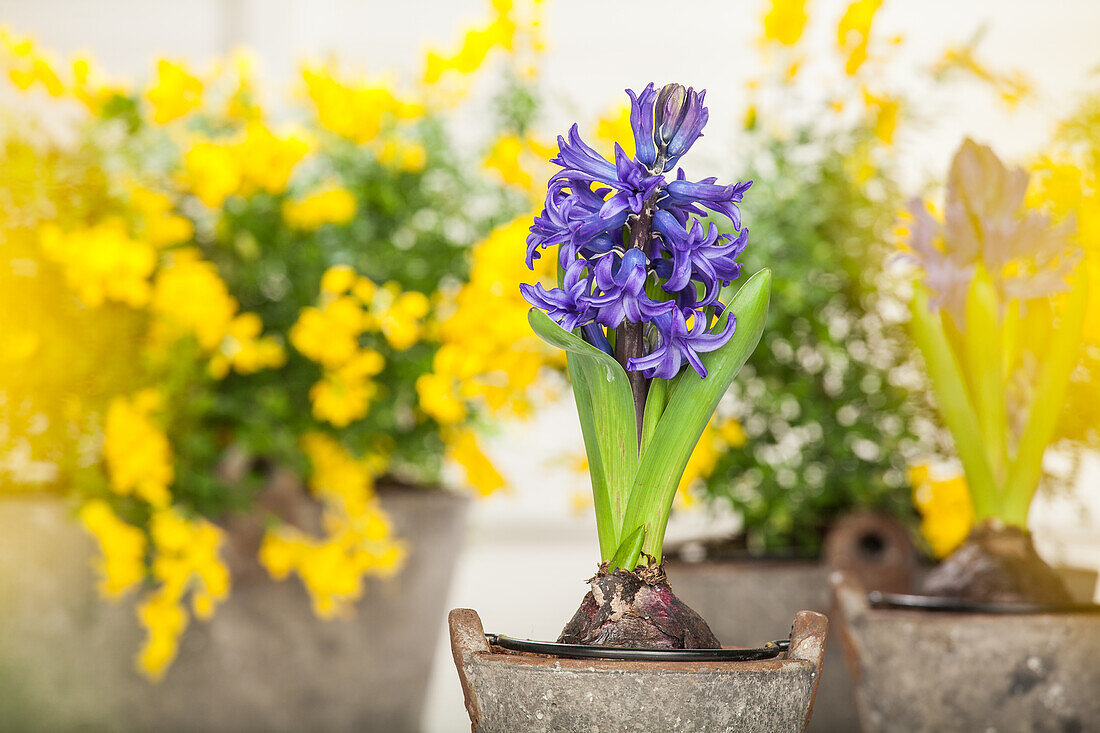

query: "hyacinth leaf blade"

left=909, top=284, right=998, bottom=519
left=963, top=266, right=1008, bottom=485
left=527, top=308, right=638, bottom=557
left=1001, top=269, right=1088, bottom=525
left=618, top=268, right=772, bottom=567
left=607, top=525, right=646, bottom=573
left=639, top=376, right=668, bottom=454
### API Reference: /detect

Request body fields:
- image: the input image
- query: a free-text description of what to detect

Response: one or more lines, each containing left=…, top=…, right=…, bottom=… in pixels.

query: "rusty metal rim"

left=868, top=590, right=1100, bottom=615
left=484, top=634, right=790, bottom=661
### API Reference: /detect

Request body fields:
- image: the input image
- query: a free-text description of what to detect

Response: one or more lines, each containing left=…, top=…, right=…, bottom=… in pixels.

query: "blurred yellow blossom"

left=146, top=58, right=203, bottom=124
left=130, top=186, right=194, bottom=248
left=837, top=0, right=882, bottom=75
left=594, top=104, right=633, bottom=159
left=677, top=417, right=746, bottom=500
left=80, top=500, right=148, bottom=597
left=310, top=374, right=379, bottom=427
left=283, top=186, right=358, bottom=231
left=377, top=139, right=428, bottom=172
left=182, top=141, right=241, bottom=208
left=378, top=287, right=431, bottom=350
left=208, top=313, right=287, bottom=379
left=259, top=434, right=405, bottom=617
left=423, top=8, right=515, bottom=85
left=151, top=250, right=238, bottom=351
left=38, top=220, right=157, bottom=308
left=1, top=30, right=65, bottom=96
left=235, top=122, right=311, bottom=196
left=762, top=0, right=808, bottom=46
left=103, top=390, right=173, bottom=509
left=290, top=295, right=365, bottom=368
left=483, top=135, right=555, bottom=196
left=445, top=427, right=505, bottom=495
left=909, top=463, right=973, bottom=558
left=932, top=41, right=1034, bottom=109
left=302, top=64, right=423, bottom=143
left=862, top=88, right=900, bottom=145
left=416, top=372, right=468, bottom=424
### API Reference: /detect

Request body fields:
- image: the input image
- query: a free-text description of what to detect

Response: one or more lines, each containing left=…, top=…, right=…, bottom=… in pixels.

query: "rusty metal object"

left=449, top=607, right=828, bottom=733
left=831, top=572, right=1100, bottom=733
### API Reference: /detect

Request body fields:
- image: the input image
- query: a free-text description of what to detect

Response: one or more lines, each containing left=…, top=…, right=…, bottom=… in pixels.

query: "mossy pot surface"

left=449, top=607, right=828, bottom=733
left=832, top=572, right=1100, bottom=733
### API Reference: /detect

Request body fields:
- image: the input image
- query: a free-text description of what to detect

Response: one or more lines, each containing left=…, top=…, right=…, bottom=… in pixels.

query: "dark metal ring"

left=868, top=590, right=1100, bottom=615
left=484, top=634, right=790, bottom=661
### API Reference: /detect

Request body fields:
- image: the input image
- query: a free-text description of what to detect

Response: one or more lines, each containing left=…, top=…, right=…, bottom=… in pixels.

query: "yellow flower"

left=151, top=249, right=238, bottom=351
left=79, top=500, right=148, bottom=597
left=416, top=372, right=467, bottom=424
left=910, top=463, right=974, bottom=558
left=182, top=141, right=241, bottom=208
left=594, top=104, right=633, bottom=158
left=103, top=390, right=174, bottom=509
left=283, top=187, right=358, bottom=231
left=146, top=58, right=203, bottom=124
left=136, top=589, right=189, bottom=679
left=862, top=88, right=900, bottom=145
left=234, top=122, right=311, bottom=197
left=423, top=14, right=515, bottom=85
left=209, top=312, right=287, bottom=379
left=310, top=374, right=378, bottom=427
left=379, top=288, right=430, bottom=350
left=377, top=139, right=428, bottom=172
left=762, top=0, right=808, bottom=46
left=482, top=135, right=555, bottom=196
left=130, top=186, right=194, bottom=247
left=38, top=219, right=157, bottom=308
left=301, top=64, right=423, bottom=144
left=290, top=295, right=365, bottom=368
left=445, top=427, right=504, bottom=495
left=837, top=0, right=882, bottom=75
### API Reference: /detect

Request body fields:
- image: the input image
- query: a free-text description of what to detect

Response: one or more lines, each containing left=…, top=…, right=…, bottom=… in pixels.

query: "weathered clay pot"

left=449, top=606, right=828, bottom=732
left=0, top=486, right=467, bottom=733
left=831, top=573, right=1100, bottom=733
left=665, top=512, right=918, bottom=732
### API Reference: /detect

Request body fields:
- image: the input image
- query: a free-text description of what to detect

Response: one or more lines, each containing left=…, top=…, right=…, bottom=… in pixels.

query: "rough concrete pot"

left=449, top=607, right=828, bottom=732
left=0, top=486, right=467, bottom=733
left=665, top=512, right=918, bottom=732
left=831, top=572, right=1100, bottom=733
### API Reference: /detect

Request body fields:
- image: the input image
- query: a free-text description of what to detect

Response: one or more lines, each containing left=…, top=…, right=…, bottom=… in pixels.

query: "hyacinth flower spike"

left=521, top=83, right=771, bottom=649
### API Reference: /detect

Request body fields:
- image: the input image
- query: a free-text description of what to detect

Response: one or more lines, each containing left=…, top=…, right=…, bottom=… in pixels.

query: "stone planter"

left=448, top=606, right=828, bottom=732
left=0, top=486, right=468, bottom=733
left=831, top=573, right=1100, bottom=733
left=665, top=512, right=918, bottom=732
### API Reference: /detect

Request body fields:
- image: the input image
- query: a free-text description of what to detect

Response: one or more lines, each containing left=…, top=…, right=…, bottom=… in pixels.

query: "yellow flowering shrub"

left=909, top=464, right=973, bottom=558
left=2, top=0, right=554, bottom=682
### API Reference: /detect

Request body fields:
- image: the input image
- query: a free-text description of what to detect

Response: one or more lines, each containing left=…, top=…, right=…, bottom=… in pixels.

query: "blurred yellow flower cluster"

left=909, top=464, right=973, bottom=558
left=291, top=267, right=431, bottom=427
left=762, top=0, right=809, bottom=46
left=483, top=135, right=555, bottom=196
left=152, top=250, right=286, bottom=380
left=39, top=220, right=158, bottom=308
left=836, top=0, right=882, bottom=76
left=282, top=185, right=358, bottom=231
left=147, top=58, right=203, bottom=124
left=424, top=0, right=516, bottom=85
left=260, top=433, right=405, bottom=617
left=182, top=122, right=312, bottom=207
left=86, top=390, right=232, bottom=678
left=302, top=64, right=423, bottom=144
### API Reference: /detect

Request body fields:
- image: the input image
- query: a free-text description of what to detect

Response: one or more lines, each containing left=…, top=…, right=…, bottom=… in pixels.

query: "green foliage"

left=697, top=130, right=927, bottom=555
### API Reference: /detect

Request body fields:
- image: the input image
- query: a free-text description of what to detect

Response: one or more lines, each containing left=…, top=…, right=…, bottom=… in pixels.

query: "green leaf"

left=909, top=284, right=998, bottom=518
left=528, top=308, right=638, bottom=558
left=639, top=377, right=668, bottom=455
left=964, top=266, right=1007, bottom=484
left=619, top=268, right=772, bottom=563
left=1001, top=270, right=1088, bottom=525
left=607, top=525, right=646, bottom=572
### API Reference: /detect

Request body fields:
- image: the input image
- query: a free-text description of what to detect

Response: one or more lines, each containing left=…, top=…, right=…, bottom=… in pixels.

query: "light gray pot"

left=0, top=488, right=467, bottom=733
left=665, top=511, right=919, bottom=733
left=449, top=607, right=828, bottom=733
left=831, top=572, right=1100, bottom=733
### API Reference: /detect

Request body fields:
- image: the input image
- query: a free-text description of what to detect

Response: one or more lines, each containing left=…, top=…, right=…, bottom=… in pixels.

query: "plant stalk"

left=616, top=196, right=658, bottom=442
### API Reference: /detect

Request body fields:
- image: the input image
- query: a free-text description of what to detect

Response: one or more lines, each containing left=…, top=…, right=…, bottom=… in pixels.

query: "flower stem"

left=616, top=195, right=657, bottom=443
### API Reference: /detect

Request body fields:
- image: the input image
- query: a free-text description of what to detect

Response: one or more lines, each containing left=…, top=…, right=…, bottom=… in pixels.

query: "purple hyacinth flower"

left=628, top=307, right=737, bottom=379
left=654, top=84, right=709, bottom=172
left=663, top=172, right=753, bottom=229
left=520, top=258, right=598, bottom=331
left=652, top=210, right=747, bottom=296
left=627, top=83, right=658, bottom=171
left=587, top=249, right=672, bottom=329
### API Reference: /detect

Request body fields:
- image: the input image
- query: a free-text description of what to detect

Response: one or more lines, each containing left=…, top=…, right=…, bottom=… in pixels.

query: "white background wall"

left=2, top=1, right=1099, bottom=730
